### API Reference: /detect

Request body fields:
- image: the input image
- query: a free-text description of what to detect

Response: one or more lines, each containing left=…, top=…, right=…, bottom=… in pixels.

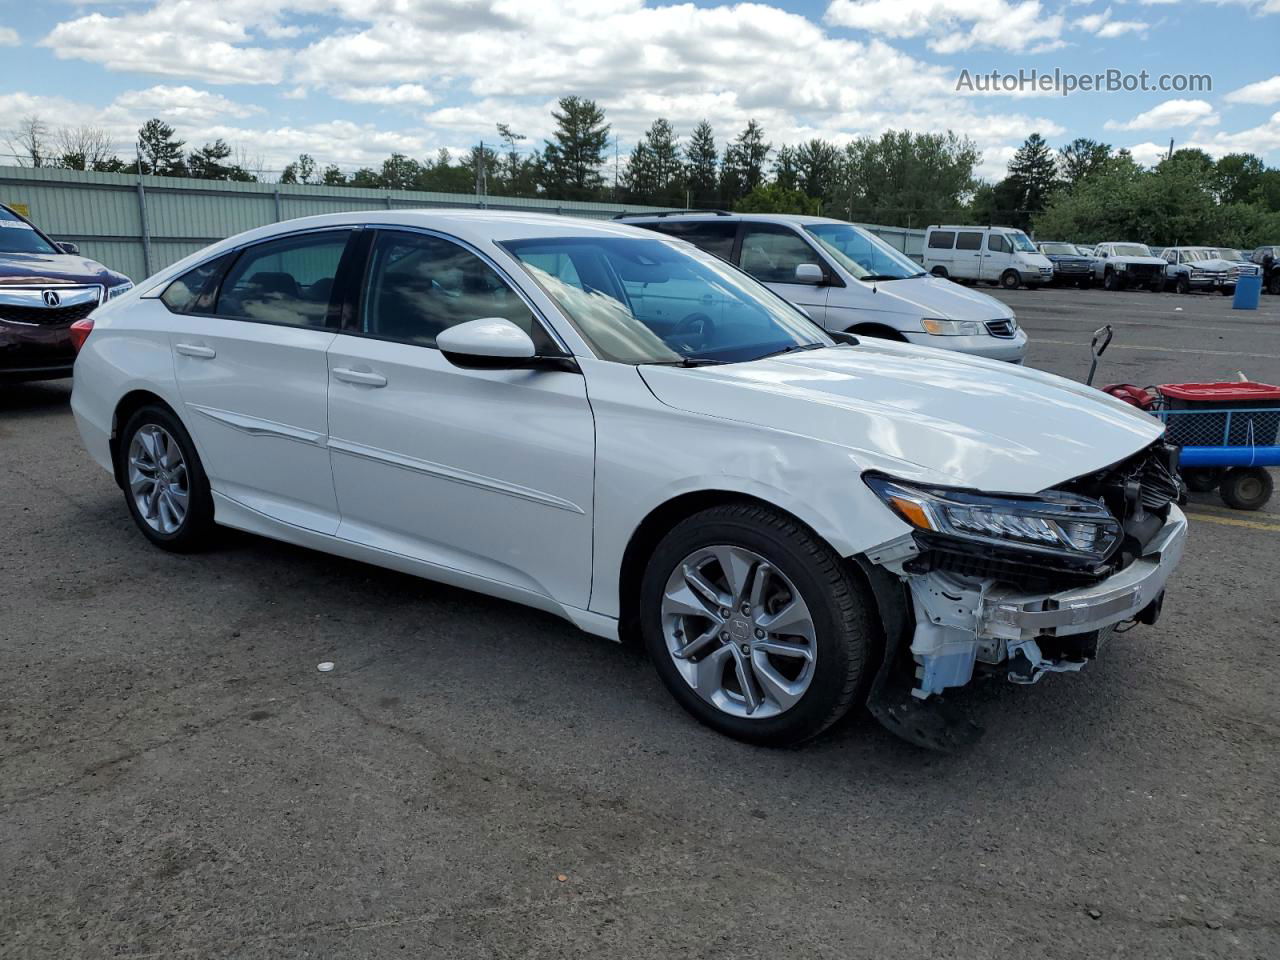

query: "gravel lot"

left=2, top=285, right=1278, bottom=959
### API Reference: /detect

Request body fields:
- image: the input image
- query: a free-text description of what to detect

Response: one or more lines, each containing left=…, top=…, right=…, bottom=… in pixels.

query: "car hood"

left=858, top=275, right=1014, bottom=322
left=1186, top=258, right=1237, bottom=272
left=639, top=341, right=1163, bottom=493
left=0, top=252, right=129, bottom=287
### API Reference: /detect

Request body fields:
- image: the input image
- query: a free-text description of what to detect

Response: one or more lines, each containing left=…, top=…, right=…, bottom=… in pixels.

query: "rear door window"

left=216, top=231, right=350, bottom=328
left=955, top=232, right=982, bottom=251
left=928, top=231, right=955, bottom=249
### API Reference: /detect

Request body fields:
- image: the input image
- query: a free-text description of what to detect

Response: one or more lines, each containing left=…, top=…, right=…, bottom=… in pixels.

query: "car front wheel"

left=641, top=503, right=872, bottom=746
left=119, top=404, right=215, bottom=551
left=1000, top=270, right=1021, bottom=290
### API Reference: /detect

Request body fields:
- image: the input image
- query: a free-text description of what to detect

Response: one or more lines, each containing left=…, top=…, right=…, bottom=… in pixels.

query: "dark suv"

left=1, top=203, right=133, bottom=381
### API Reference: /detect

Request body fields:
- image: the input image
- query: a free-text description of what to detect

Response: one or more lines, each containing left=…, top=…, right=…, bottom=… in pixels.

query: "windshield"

left=803, top=223, right=925, bottom=281
left=1112, top=243, right=1152, bottom=257
left=1185, top=248, right=1218, bottom=262
left=1039, top=243, right=1078, bottom=255
left=1074, top=245, right=1096, bottom=256
left=1214, top=248, right=1244, bottom=261
left=0, top=207, right=57, bottom=255
left=501, top=236, right=832, bottom=365
left=1007, top=231, right=1037, bottom=253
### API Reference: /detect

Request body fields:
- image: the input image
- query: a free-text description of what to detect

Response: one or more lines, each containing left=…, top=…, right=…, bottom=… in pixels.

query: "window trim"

left=337, top=225, right=574, bottom=357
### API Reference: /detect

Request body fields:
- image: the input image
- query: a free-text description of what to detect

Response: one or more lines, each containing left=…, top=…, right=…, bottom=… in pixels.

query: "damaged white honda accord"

left=70, top=211, right=1186, bottom=749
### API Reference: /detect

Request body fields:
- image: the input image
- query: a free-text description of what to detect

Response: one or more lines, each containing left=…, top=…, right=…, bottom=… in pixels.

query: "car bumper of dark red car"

left=0, top=321, right=77, bottom=380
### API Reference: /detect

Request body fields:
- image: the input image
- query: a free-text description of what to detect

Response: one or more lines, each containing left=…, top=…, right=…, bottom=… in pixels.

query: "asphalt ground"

left=2, top=284, right=1278, bottom=959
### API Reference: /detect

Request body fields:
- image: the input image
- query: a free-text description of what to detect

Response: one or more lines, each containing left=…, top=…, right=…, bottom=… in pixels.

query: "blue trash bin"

left=1233, top=273, right=1262, bottom=310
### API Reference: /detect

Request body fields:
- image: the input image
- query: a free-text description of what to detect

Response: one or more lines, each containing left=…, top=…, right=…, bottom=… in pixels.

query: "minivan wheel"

left=1000, top=270, right=1021, bottom=290
left=119, top=405, right=215, bottom=551
left=640, top=504, right=872, bottom=746
left=930, top=266, right=949, bottom=279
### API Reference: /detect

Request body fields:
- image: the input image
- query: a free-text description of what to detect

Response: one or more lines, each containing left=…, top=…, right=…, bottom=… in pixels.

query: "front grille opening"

left=0, top=301, right=99, bottom=326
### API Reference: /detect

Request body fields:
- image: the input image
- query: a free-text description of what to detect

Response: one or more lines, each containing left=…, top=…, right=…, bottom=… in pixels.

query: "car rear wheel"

left=1000, top=270, right=1021, bottom=290
left=1268, top=274, right=1280, bottom=296
left=641, top=503, right=872, bottom=746
left=119, top=405, right=215, bottom=551
left=1176, top=275, right=1190, bottom=295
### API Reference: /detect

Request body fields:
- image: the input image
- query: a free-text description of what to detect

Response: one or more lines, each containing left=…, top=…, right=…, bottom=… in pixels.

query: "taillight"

left=70, top=317, right=94, bottom=353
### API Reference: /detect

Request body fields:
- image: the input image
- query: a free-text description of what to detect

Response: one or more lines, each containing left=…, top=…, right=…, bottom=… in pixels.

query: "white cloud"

left=1104, top=98, right=1216, bottom=130
left=1225, top=75, right=1280, bottom=105
left=333, top=84, right=436, bottom=107
left=1181, top=110, right=1280, bottom=157
left=1125, top=141, right=1173, bottom=165
left=1076, top=6, right=1150, bottom=34
left=0, top=26, right=19, bottom=45
left=826, top=0, right=1066, bottom=53
left=109, top=85, right=263, bottom=123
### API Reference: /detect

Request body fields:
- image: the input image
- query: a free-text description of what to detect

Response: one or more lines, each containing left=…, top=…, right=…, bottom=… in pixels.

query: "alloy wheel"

left=659, top=545, right=817, bottom=720
left=127, top=424, right=190, bottom=535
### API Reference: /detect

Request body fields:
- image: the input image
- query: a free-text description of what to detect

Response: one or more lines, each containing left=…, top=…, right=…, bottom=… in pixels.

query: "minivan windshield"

left=1008, top=231, right=1037, bottom=253
left=0, top=207, right=57, bottom=255
left=502, top=236, right=832, bottom=365
left=803, top=223, right=925, bottom=281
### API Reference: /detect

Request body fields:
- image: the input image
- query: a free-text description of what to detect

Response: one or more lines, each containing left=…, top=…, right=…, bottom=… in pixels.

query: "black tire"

left=1219, top=467, right=1273, bottom=511
left=1025, top=282, right=1041, bottom=290
left=1000, top=270, right=1021, bottom=290
left=930, top=266, right=949, bottom=279
left=1220, top=286, right=1235, bottom=297
left=118, top=404, right=215, bottom=551
left=640, top=503, right=873, bottom=747
left=1147, top=280, right=1163, bottom=292
left=1182, top=468, right=1221, bottom=493
left=1176, top=275, right=1190, bottom=295
left=1103, top=269, right=1122, bottom=291
left=1077, top=276, right=1093, bottom=290
left=1268, top=274, right=1280, bottom=296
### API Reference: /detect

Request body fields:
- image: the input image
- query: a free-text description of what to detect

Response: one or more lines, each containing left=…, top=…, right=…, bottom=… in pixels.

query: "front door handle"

left=175, top=343, right=216, bottom=359
left=332, top=367, right=387, bottom=388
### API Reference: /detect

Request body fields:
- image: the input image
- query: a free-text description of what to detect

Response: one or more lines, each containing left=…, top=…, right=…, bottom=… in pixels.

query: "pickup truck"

left=1161, top=246, right=1260, bottom=295
left=1091, top=242, right=1167, bottom=292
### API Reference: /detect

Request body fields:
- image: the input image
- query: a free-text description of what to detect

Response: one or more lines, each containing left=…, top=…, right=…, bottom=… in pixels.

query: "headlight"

left=921, top=318, right=983, bottom=336
left=107, top=281, right=134, bottom=300
left=864, top=474, right=1122, bottom=562
left=1115, top=262, right=1127, bottom=271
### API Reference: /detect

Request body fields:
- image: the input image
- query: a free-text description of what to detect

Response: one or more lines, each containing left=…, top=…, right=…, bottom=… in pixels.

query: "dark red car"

left=1, top=203, right=133, bottom=381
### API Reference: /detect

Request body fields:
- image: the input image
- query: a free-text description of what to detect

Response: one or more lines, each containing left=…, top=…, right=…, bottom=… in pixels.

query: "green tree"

left=795, top=139, right=839, bottom=201
left=320, top=164, right=347, bottom=186
left=721, top=120, right=770, bottom=202
left=541, top=96, right=610, bottom=200
left=684, top=120, right=718, bottom=207
left=1058, top=138, right=1112, bottom=187
left=735, top=183, right=819, bottom=215
left=379, top=153, right=422, bottom=190
left=1002, top=133, right=1060, bottom=228
left=136, top=118, right=186, bottom=176
left=1214, top=153, right=1266, bottom=206
left=349, top=167, right=381, bottom=188
left=623, top=118, right=683, bottom=206
left=187, top=139, right=253, bottom=181
left=772, top=145, right=799, bottom=192
left=835, top=130, right=979, bottom=226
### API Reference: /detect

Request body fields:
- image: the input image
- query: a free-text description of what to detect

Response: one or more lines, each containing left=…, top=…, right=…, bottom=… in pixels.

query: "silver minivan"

left=619, top=213, right=1027, bottom=362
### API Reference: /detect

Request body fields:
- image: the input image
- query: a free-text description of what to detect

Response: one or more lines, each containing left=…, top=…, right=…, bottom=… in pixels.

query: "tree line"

left=5, top=100, right=1279, bottom=245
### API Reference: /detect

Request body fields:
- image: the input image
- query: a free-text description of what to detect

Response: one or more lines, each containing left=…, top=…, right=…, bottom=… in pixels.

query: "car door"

left=735, top=223, right=831, bottom=322
left=952, top=230, right=984, bottom=279
left=166, top=228, right=354, bottom=533
left=981, top=233, right=1013, bottom=281
left=325, top=228, right=596, bottom=608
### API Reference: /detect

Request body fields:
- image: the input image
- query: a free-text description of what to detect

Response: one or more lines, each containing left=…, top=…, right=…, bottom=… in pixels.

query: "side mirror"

left=794, top=263, right=825, bottom=285
left=57, top=241, right=80, bottom=255
left=437, top=317, right=578, bottom=372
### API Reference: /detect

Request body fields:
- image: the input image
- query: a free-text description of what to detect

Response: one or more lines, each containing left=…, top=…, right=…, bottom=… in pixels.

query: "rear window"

left=928, top=231, right=955, bottom=249
left=639, top=220, right=738, bottom=261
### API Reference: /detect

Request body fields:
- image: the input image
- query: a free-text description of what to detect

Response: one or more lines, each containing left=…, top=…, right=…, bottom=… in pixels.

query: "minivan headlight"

left=864, top=474, right=1122, bottom=562
left=921, top=318, right=983, bottom=336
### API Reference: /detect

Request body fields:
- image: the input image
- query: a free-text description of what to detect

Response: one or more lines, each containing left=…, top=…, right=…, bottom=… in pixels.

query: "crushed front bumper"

left=876, top=504, right=1187, bottom=698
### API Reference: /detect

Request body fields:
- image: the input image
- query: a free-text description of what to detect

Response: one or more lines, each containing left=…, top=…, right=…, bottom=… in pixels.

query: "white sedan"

left=70, top=212, right=1187, bottom=749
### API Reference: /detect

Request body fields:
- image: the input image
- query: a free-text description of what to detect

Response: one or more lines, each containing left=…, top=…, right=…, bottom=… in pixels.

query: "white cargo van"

left=924, top=225, right=1054, bottom=290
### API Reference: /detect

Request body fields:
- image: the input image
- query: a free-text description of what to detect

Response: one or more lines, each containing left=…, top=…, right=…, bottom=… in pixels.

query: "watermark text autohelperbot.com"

left=956, top=68, right=1212, bottom=97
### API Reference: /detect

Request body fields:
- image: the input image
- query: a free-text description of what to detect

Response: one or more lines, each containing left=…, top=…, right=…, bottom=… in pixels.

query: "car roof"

left=618, top=212, right=844, bottom=227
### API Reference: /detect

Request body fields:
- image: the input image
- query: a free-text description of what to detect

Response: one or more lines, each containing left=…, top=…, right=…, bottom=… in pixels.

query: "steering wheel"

left=669, top=311, right=715, bottom=351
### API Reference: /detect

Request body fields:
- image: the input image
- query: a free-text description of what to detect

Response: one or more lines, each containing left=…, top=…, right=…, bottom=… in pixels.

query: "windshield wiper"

left=642, top=357, right=726, bottom=367
left=861, top=273, right=920, bottom=282
left=752, top=342, right=827, bottom=361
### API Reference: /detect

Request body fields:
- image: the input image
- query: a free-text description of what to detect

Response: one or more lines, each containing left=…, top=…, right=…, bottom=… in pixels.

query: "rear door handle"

left=332, top=367, right=387, bottom=387
left=175, top=343, right=216, bottom=359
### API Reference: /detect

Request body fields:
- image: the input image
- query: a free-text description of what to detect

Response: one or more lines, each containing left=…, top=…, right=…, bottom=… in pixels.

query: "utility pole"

left=1167, top=138, right=1175, bottom=160
left=475, top=140, right=488, bottom=204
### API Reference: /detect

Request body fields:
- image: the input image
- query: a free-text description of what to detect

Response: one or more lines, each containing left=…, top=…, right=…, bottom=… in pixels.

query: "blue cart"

left=1156, top=383, right=1280, bottom=510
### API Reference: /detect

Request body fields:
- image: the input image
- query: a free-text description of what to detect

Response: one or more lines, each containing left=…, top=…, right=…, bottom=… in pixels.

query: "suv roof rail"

left=612, top=209, right=733, bottom=220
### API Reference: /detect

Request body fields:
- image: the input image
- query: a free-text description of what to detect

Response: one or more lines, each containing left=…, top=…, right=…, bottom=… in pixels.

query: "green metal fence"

left=0, top=165, right=925, bottom=280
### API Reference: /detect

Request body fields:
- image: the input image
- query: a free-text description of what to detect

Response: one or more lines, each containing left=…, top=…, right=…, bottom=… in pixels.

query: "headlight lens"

left=864, top=474, right=1122, bottom=562
left=107, top=281, right=134, bottom=300
left=921, top=318, right=983, bottom=336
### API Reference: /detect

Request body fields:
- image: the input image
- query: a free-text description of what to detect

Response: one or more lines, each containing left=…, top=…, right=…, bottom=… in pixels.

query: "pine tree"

left=542, top=96, right=610, bottom=200
left=733, top=120, right=771, bottom=194
left=685, top=121, right=718, bottom=207
left=773, top=146, right=799, bottom=192
left=1058, top=138, right=1112, bottom=187
left=795, top=139, right=839, bottom=201
left=136, top=118, right=186, bottom=176
left=1005, top=133, right=1060, bottom=223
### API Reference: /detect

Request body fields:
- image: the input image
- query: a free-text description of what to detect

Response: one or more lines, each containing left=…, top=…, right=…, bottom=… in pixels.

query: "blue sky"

left=1, top=0, right=1277, bottom=181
